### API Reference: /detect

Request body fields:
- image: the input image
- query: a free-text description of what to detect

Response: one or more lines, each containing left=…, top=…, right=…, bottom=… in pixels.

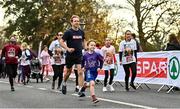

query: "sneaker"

left=102, top=87, right=107, bottom=92
left=78, top=92, right=85, bottom=97
left=52, top=82, right=55, bottom=90
left=62, top=85, right=67, bottom=94
left=27, top=79, right=30, bottom=84
left=92, top=95, right=99, bottom=103
left=23, top=81, right=26, bottom=85
left=75, top=87, right=79, bottom=92
left=130, top=83, right=136, bottom=90
left=109, top=85, right=115, bottom=91
left=125, top=87, right=129, bottom=92
left=80, top=86, right=86, bottom=92
left=57, top=86, right=60, bottom=90
left=11, top=86, right=15, bottom=91
left=45, top=78, right=50, bottom=81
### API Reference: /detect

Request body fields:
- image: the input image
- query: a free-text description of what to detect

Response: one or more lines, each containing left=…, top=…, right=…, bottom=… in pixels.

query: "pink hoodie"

left=40, top=50, right=51, bottom=65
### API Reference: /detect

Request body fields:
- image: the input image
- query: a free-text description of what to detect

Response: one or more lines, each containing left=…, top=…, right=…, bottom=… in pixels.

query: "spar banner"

left=96, top=51, right=180, bottom=87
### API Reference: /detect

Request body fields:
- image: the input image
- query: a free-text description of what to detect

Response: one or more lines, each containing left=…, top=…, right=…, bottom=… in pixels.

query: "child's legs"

left=89, top=70, right=98, bottom=96
left=109, top=69, right=114, bottom=85
left=21, top=66, right=26, bottom=82
left=45, top=65, right=49, bottom=77
left=58, top=65, right=64, bottom=87
left=104, top=70, right=109, bottom=87
left=42, top=65, right=45, bottom=76
left=90, top=80, right=95, bottom=96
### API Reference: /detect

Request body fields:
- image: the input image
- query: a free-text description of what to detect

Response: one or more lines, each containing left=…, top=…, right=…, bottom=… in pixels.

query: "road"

left=0, top=78, right=180, bottom=108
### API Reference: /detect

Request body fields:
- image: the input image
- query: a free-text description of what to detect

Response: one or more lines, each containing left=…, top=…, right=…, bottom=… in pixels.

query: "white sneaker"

left=45, top=78, right=50, bottom=81
left=109, top=85, right=115, bottom=91
left=102, top=87, right=107, bottom=92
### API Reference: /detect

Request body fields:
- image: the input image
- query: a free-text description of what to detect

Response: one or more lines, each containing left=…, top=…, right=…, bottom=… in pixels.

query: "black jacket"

left=165, top=43, right=180, bottom=51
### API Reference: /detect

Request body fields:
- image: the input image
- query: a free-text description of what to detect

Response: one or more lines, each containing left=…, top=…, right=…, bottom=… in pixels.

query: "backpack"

left=25, top=49, right=33, bottom=60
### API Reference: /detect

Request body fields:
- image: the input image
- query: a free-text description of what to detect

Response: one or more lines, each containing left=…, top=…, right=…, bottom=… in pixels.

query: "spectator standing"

left=131, top=33, right=143, bottom=52
left=165, top=33, right=180, bottom=91
left=165, top=33, right=180, bottom=51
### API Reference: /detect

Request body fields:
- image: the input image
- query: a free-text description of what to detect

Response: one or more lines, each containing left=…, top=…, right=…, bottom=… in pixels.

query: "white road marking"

left=0, top=81, right=9, bottom=84
left=38, top=88, right=47, bottom=90
left=71, top=93, right=156, bottom=109
left=25, top=85, right=33, bottom=88
left=51, top=90, right=61, bottom=93
left=0, top=80, right=156, bottom=108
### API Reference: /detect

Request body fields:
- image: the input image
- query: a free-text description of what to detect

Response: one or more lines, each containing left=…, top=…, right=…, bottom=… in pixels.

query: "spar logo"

left=169, top=57, right=180, bottom=80
left=137, top=58, right=167, bottom=78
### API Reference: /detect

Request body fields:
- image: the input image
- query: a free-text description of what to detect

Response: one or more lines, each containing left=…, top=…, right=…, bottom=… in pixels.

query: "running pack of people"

left=0, top=15, right=140, bottom=104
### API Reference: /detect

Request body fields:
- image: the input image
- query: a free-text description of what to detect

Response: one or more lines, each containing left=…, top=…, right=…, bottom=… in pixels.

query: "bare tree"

left=120, top=0, right=180, bottom=51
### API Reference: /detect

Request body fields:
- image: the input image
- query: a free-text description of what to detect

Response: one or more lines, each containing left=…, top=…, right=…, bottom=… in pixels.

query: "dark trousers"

left=123, top=62, right=137, bottom=88
left=52, top=64, right=64, bottom=87
left=21, top=65, right=31, bottom=84
left=104, top=69, right=114, bottom=87
left=5, top=64, right=18, bottom=87
left=0, top=64, right=3, bottom=78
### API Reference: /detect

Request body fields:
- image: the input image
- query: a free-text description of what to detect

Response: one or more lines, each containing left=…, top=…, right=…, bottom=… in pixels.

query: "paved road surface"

left=0, top=78, right=180, bottom=108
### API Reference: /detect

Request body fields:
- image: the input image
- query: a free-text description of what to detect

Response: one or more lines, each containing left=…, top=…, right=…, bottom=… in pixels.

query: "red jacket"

left=1, top=43, right=22, bottom=64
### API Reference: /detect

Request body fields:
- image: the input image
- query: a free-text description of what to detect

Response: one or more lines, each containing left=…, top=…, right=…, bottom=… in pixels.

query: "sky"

left=105, top=0, right=134, bottom=20
left=0, top=7, right=5, bottom=26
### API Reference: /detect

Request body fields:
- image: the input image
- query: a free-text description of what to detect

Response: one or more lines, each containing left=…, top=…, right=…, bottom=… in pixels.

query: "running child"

left=79, top=40, right=103, bottom=103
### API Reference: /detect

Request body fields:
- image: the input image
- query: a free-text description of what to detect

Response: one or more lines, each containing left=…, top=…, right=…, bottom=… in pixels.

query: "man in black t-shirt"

left=59, top=15, right=86, bottom=96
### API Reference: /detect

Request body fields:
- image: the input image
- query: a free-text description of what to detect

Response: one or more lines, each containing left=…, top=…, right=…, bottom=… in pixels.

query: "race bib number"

left=8, top=48, right=15, bottom=58
left=126, top=56, right=133, bottom=62
left=54, top=57, right=61, bottom=64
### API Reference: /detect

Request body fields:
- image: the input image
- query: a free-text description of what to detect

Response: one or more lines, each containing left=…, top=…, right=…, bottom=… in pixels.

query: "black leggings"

left=123, top=62, right=137, bottom=88
left=0, top=64, right=3, bottom=78
left=74, top=69, right=78, bottom=86
left=5, top=64, right=18, bottom=87
left=52, top=64, right=64, bottom=87
left=104, top=69, right=114, bottom=87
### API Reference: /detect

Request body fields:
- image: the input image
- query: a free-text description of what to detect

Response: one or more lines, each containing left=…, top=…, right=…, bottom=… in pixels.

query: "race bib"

left=54, top=57, right=61, bottom=64
left=126, top=56, right=133, bottom=62
left=7, top=48, right=15, bottom=58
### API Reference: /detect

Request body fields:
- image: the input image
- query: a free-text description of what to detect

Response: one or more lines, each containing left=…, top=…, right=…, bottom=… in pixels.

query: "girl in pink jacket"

left=40, top=45, right=51, bottom=81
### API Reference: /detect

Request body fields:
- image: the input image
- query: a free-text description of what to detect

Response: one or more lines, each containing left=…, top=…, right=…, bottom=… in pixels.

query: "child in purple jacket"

left=79, top=40, right=103, bottom=103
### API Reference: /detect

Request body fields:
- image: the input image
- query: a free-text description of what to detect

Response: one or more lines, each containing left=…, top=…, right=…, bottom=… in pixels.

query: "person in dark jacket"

left=165, top=33, right=180, bottom=91
left=131, top=33, right=143, bottom=52
left=165, top=33, right=180, bottom=50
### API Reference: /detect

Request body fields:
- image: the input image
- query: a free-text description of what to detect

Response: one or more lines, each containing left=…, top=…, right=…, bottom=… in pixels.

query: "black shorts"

left=65, top=55, right=82, bottom=69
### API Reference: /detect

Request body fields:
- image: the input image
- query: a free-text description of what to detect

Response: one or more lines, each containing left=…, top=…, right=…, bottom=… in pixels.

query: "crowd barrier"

left=43, top=51, right=180, bottom=93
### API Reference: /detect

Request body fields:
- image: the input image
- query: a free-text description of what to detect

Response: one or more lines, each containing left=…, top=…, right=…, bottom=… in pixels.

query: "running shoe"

left=11, top=86, right=15, bottom=91
left=130, top=83, right=136, bottom=90
left=78, top=92, right=85, bottom=97
left=62, top=85, right=67, bottom=94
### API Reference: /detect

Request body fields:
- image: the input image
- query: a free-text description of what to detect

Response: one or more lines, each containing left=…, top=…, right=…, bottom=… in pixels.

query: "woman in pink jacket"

left=40, top=45, right=51, bottom=81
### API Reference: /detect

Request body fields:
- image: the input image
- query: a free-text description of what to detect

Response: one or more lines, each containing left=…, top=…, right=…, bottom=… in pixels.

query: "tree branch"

left=141, top=0, right=168, bottom=23
left=127, top=0, right=135, bottom=7
left=145, top=8, right=171, bottom=40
